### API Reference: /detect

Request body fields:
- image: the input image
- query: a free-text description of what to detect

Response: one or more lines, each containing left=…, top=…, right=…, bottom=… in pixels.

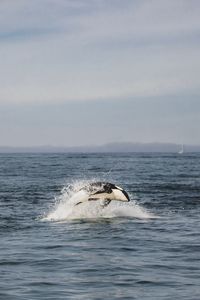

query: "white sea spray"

left=42, top=180, right=155, bottom=221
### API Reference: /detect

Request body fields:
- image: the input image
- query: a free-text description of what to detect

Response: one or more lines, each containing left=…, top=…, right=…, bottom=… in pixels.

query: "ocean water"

left=0, top=153, right=200, bottom=300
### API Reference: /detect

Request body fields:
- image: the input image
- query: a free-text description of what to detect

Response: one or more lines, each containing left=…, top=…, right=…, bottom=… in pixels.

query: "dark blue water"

left=0, top=153, right=200, bottom=299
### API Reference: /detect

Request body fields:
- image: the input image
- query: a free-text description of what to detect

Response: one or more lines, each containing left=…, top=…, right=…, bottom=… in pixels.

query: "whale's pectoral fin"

left=100, top=199, right=111, bottom=208
left=88, top=198, right=111, bottom=207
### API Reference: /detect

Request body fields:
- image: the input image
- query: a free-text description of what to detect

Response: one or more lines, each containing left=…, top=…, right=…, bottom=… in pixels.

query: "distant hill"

left=0, top=143, right=200, bottom=153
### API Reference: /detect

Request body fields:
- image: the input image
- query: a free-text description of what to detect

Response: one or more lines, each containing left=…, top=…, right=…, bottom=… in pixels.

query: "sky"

left=0, top=0, right=200, bottom=147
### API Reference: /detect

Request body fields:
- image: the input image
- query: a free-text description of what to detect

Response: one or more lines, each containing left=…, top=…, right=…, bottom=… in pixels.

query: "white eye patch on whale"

left=75, top=182, right=130, bottom=207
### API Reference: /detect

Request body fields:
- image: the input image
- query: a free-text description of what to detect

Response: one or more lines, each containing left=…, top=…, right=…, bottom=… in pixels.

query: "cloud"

left=0, top=0, right=200, bottom=104
left=1, top=95, right=199, bottom=146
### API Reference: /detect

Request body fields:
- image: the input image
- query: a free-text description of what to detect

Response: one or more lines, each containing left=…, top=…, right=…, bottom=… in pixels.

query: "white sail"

left=178, top=144, right=184, bottom=154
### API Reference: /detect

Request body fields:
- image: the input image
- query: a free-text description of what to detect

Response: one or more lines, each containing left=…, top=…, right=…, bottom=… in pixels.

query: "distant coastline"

left=0, top=142, right=200, bottom=153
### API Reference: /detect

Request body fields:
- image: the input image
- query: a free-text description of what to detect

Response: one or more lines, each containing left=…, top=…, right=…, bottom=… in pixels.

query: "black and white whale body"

left=75, top=182, right=130, bottom=207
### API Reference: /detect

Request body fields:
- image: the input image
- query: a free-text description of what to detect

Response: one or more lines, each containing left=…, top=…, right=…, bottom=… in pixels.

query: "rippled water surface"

left=0, top=153, right=200, bottom=299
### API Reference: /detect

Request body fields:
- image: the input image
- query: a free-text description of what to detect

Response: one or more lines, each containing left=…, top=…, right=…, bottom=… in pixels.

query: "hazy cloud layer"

left=0, top=1, right=199, bottom=146
left=0, top=96, right=199, bottom=146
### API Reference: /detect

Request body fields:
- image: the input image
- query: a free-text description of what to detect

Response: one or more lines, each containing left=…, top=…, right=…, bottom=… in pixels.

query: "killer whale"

left=75, top=182, right=130, bottom=207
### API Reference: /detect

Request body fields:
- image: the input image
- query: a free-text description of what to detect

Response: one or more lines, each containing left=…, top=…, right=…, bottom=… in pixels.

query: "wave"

left=42, top=180, right=156, bottom=222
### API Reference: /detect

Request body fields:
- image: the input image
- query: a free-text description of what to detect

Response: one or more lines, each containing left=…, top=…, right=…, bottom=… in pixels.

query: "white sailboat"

left=178, top=144, right=184, bottom=154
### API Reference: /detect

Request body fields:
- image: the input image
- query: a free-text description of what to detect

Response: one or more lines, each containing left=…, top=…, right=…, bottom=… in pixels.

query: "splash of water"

left=42, top=180, right=155, bottom=221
